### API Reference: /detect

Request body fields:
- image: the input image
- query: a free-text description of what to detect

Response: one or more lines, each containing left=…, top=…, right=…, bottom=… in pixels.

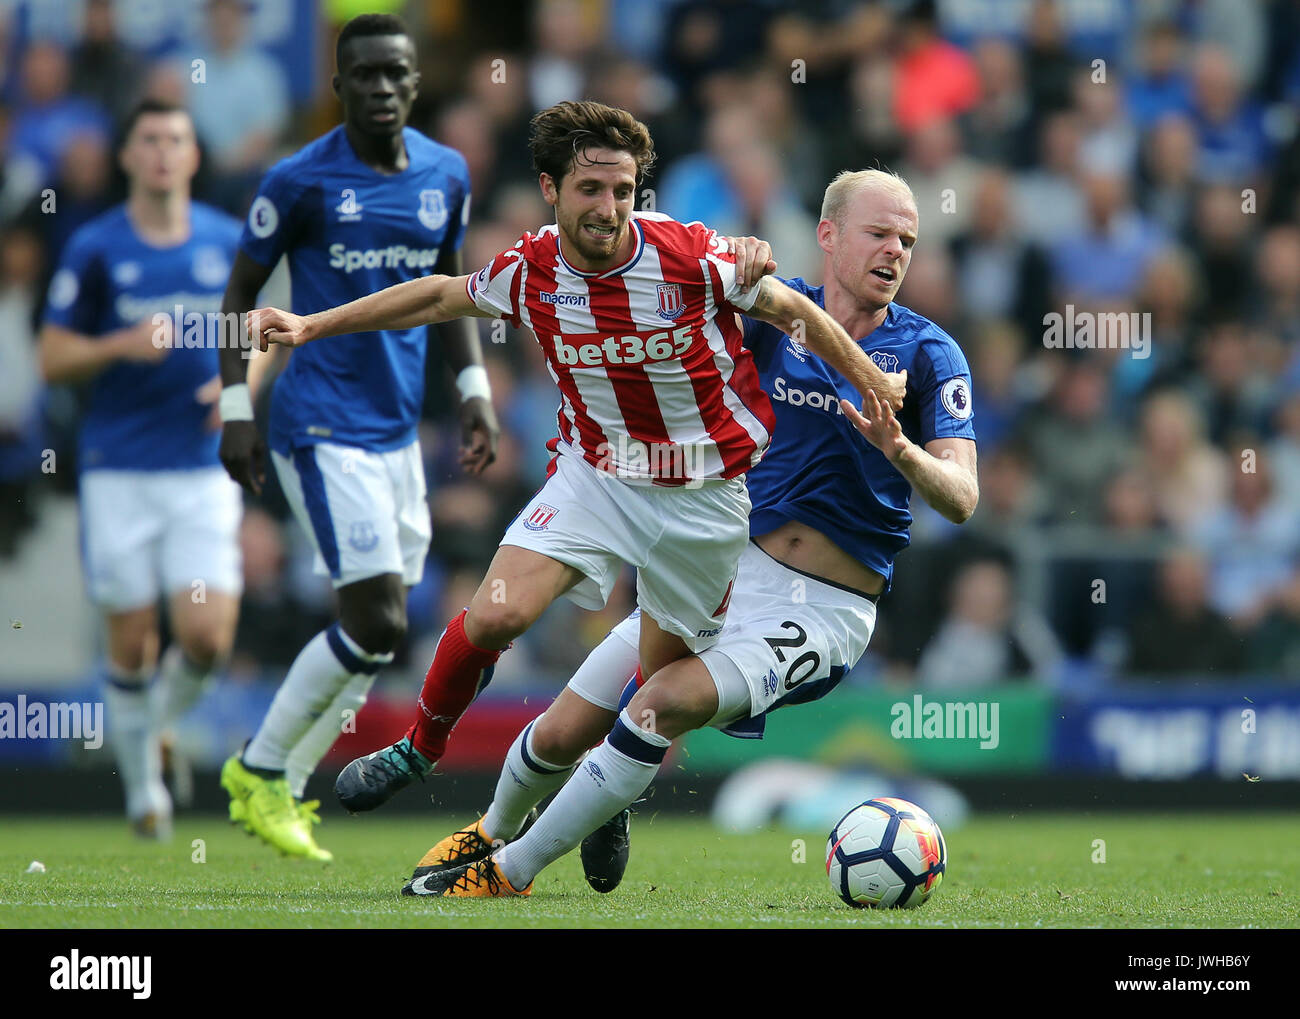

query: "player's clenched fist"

left=724, top=235, right=777, bottom=293
left=247, top=307, right=312, bottom=351
left=220, top=419, right=266, bottom=495
left=873, top=368, right=907, bottom=412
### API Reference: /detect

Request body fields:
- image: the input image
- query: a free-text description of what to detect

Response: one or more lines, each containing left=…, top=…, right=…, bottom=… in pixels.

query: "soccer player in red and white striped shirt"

left=466, top=211, right=775, bottom=484
left=249, top=101, right=905, bottom=818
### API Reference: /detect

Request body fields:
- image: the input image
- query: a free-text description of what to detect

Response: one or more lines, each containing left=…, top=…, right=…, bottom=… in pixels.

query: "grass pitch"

left=0, top=812, right=1295, bottom=929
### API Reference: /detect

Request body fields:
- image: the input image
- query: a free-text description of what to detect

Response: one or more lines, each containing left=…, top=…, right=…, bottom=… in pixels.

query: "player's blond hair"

left=819, top=169, right=916, bottom=231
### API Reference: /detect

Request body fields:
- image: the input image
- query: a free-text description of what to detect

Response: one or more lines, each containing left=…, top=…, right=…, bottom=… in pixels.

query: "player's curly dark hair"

left=529, top=101, right=657, bottom=188
left=336, top=13, right=409, bottom=70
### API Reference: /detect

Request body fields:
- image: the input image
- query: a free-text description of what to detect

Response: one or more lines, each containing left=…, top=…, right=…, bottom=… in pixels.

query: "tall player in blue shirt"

left=398, top=169, right=980, bottom=899
left=40, top=100, right=245, bottom=839
left=216, top=14, right=498, bottom=861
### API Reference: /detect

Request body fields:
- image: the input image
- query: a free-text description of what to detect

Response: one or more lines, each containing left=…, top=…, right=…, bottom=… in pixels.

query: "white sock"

left=482, top=720, right=576, bottom=842
left=157, top=644, right=213, bottom=728
left=104, top=666, right=170, bottom=821
left=285, top=671, right=376, bottom=799
left=496, top=709, right=668, bottom=889
left=243, top=624, right=392, bottom=773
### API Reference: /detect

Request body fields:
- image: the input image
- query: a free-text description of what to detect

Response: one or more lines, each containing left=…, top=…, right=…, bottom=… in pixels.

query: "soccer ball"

left=825, top=796, right=946, bottom=908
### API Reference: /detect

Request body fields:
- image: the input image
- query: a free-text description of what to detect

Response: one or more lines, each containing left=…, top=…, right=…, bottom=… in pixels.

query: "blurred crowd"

left=3, top=0, right=1300, bottom=691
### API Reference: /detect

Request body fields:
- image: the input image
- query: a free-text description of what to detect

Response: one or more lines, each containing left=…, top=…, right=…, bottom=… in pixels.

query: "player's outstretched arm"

left=249, top=273, right=491, bottom=351
left=746, top=276, right=906, bottom=410
left=844, top=392, right=979, bottom=523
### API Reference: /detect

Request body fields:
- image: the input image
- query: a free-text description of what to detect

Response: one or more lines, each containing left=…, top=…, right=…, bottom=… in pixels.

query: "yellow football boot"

left=220, top=755, right=333, bottom=862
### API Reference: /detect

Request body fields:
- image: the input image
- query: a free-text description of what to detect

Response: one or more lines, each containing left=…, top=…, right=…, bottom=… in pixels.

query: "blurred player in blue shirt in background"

left=215, top=13, right=498, bottom=861
left=39, top=99, right=244, bottom=839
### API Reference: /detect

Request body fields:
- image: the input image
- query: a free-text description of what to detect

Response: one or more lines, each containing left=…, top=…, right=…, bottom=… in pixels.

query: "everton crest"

left=418, top=189, right=448, bottom=230
left=870, top=351, right=900, bottom=374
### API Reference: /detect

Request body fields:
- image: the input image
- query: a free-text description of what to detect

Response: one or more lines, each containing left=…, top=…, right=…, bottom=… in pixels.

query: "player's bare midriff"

left=753, top=519, right=886, bottom=598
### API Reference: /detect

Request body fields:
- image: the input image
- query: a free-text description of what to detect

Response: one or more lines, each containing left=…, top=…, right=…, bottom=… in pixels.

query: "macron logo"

left=50, top=951, right=151, bottom=999
left=539, top=292, right=587, bottom=307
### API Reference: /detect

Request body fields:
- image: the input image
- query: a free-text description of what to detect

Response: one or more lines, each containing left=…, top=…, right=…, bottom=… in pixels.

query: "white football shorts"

left=568, top=541, right=878, bottom=733
left=272, top=440, right=430, bottom=589
left=500, top=449, right=750, bottom=652
left=79, top=466, right=243, bottom=611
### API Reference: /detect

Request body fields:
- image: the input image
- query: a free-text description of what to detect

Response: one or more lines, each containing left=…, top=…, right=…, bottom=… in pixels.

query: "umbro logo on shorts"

left=522, top=504, right=558, bottom=531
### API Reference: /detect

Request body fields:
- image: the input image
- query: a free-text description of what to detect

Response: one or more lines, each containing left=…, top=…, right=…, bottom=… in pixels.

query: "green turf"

left=0, top=812, right=1295, bottom=928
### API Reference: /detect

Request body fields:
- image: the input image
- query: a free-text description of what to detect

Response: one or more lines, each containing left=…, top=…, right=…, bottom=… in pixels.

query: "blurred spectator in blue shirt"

left=17, top=131, right=113, bottom=271
left=657, top=101, right=746, bottom=228
left=1190, top=45, right=1272, bottom=185
left=1051, top=169, right=1165, bottom=303
left=1125, top=20, right=1192, bottom=128
left=182, top=0, right=289, bottom=213
left=10, top=41, right=110, bottom=187
left=1117, top=246, right=1199, bottom=401
left=1194, top=446, right=1300, bottom=628
left=1073, top=66, right=1138, bottom=175
left=1267, top=389, right=1300, bottom=517
left=1014, top=110, right=1087, bottom=247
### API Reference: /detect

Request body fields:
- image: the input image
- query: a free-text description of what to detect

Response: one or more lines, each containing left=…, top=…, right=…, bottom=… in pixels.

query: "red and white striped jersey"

left=465, top=212, right=775, bottom=485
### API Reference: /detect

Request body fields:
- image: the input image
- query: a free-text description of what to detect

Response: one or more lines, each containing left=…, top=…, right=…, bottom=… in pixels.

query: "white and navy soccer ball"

left=825, top=797, right=946, bottom=909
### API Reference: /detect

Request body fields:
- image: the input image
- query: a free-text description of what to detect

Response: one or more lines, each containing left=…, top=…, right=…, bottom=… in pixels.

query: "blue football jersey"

left=238, top=126, right=471, bottom=454
left=43, top=203, right=240, bottom=472
left=743, top=278, right=977, bottom=588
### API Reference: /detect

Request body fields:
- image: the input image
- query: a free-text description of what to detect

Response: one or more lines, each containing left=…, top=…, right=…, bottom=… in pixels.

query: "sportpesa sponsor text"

left=769, top=375, right=846, bottom=413
left=328, top=243, right=442, bottom=274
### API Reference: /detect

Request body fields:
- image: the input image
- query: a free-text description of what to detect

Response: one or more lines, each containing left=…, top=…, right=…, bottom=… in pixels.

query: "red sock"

left=409, top=610, right=501, bottom=762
